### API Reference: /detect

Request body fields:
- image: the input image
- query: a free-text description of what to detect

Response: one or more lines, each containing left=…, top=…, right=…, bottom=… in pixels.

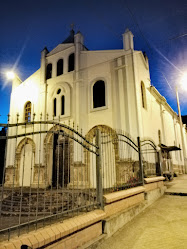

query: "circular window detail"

left=57, top=89, right=61, bottom=94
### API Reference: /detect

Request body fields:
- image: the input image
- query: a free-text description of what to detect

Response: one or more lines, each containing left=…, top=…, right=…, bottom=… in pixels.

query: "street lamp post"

left=175, top=73, right=187, bottom=174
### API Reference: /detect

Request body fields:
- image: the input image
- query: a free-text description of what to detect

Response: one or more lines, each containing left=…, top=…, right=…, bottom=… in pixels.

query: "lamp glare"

left=6, top=71, right=15, bottom=80
left=181, top=73, right=187, bottom=91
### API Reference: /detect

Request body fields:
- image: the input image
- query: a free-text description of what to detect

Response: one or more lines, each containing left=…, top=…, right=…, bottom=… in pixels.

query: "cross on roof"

left=70, top=23, right=75, bottom=30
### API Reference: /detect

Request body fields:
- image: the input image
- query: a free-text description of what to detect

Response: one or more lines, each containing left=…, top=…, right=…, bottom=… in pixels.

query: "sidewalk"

left=93, top=175, right=187, bottom=249
left=165, top=175, right=187, bottom=195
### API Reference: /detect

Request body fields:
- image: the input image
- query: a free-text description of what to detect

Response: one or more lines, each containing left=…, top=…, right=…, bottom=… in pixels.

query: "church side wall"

left=134, top=52, right=185, bottom=174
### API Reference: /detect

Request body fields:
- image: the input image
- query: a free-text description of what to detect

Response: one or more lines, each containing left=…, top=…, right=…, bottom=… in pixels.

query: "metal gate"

left=141, top=138, right=161, bottom=177
left=0, top=117, right=101, bottom=240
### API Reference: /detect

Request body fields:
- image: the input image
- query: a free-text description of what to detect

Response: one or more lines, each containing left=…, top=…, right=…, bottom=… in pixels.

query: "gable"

left=47, top=44, right=74, bottom=57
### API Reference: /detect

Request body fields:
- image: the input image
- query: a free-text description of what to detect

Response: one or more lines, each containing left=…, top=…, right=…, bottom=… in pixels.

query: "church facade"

left=5, top=28, right=187, bottom=188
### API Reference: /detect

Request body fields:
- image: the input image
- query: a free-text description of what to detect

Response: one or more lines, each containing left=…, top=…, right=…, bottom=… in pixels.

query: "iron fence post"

left=157, top=151, right=162, bottom=176
left=96, top=129, right=103, bottom=209
left=0, top=115, right=10, bottom=217
left=137, top=136, right=144, bottom=185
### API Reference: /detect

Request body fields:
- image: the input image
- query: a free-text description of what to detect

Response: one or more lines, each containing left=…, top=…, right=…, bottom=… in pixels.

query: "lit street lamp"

left=6, top=71, right=22, bottom=91
left=6, top=71, right=15, bottom=80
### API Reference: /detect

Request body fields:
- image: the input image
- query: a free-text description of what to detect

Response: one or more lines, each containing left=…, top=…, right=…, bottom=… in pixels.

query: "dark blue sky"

left=0, top=0, right=186, bottom=124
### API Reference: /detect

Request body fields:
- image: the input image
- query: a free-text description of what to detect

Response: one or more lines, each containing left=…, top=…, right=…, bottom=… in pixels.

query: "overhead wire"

left=120, top=0, right=187, bottom=98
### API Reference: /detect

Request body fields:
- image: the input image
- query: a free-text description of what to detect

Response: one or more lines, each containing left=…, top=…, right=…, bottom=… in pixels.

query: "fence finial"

left=33, top=113, right=36, bottom=121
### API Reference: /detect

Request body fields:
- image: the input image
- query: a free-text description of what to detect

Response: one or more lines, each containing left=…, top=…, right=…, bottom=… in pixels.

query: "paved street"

left=95, top=175, right=187, bottom=249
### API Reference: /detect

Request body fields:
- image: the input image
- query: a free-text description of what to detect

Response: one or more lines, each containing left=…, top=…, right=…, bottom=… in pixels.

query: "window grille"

left=25, top=102, right=31, bottom=122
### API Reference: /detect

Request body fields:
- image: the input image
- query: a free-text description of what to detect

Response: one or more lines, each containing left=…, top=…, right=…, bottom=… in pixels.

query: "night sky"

left=0, top=0, right=186, bottom=124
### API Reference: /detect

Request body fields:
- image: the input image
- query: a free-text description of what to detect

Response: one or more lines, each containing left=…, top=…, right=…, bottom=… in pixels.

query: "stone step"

left=0, top=210, right=51, bottom=216
left=5, top=194, right=72, bottom=200
left=0, top=190, right=95, bottom=217
left=2, top=197, right=70, bottom=204
left=2, top=202, right=70, bottom=209
left=1, top=204, right=71, bottom=215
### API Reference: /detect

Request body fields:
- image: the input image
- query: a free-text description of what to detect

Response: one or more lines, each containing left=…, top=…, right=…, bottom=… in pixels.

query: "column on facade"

left=122, top=29, right=139, bottom=136
left=132, top=52, right=143, bottom=138
left=111, top=59, right=121, bottom=130
left=116, top=56, right=126, bottom=131
left=160, top=104, right=166, bottom=145
left=74, top=32, right=83, bottom=126
left=40, top=47, right=48, bottom=119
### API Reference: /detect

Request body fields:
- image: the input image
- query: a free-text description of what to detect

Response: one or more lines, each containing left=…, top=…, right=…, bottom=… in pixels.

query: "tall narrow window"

left=158, top=130, right=161, bottom=144
left=57, top=59, right=63, bottom=76
left=179, top=144, right=182, bottom=161
left=53, top=98, right=56, bottom=116
left=68, top=53, right=75, bottom=72
left=61, top=95, right=65, bottom=115
left=25, top=101, right=31, bottom=122
left=93, top=80, right=105, bottom=108
left=46, top=63, right=52, bottom=79
left=141, top=81, right=146, bottom=109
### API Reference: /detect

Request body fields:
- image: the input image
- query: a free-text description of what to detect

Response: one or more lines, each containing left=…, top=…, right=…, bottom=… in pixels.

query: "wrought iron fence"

left=0, top=115, right=100, bottom=240
left=99, top=129, right=143, bottom=194
left=141, top=138, right=161, bottom=177
left=0, top=114, right=161, bottom=241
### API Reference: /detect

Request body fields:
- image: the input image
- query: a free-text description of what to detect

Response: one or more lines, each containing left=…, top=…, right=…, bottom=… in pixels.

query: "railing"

left=0, top=115, right=161, bottom=241
left=100, top=129, right=143, bottom=194
left=0, top=116, right=100, bottom=240
left=141, top=138, right=161, bottom=177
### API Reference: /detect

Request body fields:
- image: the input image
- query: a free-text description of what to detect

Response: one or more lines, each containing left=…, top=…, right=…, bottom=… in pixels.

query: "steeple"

left=122, top=28, right=134, bottom=50
left=62, top=28, right=75, bottom=44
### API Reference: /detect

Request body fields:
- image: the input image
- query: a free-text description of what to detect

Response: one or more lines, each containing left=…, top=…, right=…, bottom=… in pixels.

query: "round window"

left=57, top=89, right=61, bottom=94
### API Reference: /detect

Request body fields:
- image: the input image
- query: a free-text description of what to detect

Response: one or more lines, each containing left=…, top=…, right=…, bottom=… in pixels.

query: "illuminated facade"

left=5, top=29, right=187, bottom=187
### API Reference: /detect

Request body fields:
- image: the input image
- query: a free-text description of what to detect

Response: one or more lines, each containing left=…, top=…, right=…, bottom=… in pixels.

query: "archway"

left=86, top=125, right=119, bottom=189
left=16, top=137, right=35, bottom=187
left=52, top=134, right=70, bottom=187
left=44, top=125, right=73, bottom=188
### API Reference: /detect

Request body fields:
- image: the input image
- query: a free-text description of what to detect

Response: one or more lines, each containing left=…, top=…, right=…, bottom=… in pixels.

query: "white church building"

left=5, top=28, right=187, bottom=188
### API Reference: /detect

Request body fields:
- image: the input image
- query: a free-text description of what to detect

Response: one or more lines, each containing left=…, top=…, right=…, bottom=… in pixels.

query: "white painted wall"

left=6, top=29, right=187, bottom=186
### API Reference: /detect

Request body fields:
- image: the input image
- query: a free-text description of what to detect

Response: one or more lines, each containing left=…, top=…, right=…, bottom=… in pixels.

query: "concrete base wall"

left=0, top=179, right=166, bottom=249
left=46, top=222, right=102, bottom=249
left=102, top=179, right=166, bottom=239
left=145, top=185, right=166, bottom=206
left=103, top=202, right=146, bottom=238
left=0, top=210, right=105, bottom=249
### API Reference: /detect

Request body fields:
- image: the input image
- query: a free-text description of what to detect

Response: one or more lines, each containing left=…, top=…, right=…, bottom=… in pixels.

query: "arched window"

left=93, top=80, right=105, bottom=108
left=53, top=98, right=56, bottom=116
left=179, top=144, right=182, bottom=161
left=52, top=85, right=70, bottom=118
left=158, top=130, right=161, bottom=144
left=141, top=81, right=146, bottom=109
left=46, top=63, right=52, bottom=80
left=57, top=59, right=63, bottom=76
left=25, top=101, right=31, bottom=122
left=68, top=53, right=75, bottom=72
left=61, top=96, right=65, bottom=115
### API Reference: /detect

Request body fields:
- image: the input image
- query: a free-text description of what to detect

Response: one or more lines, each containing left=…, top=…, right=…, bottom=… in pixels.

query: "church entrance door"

left=52, top=133, right=70, bottom=188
